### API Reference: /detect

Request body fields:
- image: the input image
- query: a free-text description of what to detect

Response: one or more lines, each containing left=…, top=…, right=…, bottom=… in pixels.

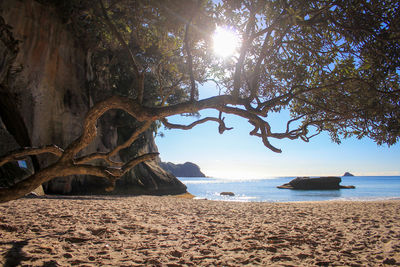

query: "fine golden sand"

left=1, top=196, right=399, bottom=266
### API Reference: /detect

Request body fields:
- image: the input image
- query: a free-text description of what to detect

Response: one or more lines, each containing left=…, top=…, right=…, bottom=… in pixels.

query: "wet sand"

left=1, top=196, right=399, bottom=266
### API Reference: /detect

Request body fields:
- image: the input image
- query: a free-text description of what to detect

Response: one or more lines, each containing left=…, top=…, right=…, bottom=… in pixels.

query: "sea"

left=178, top=176, right=400, bottom=202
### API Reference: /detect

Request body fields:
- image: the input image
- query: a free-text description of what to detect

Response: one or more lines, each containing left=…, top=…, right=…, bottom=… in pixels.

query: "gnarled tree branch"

left=162, top=116, right=233, bottom=134
left=0, top=145, right=63, bottom=167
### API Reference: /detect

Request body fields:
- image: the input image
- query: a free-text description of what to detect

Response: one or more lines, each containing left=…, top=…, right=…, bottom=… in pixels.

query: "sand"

left=1, top=196, right=399, bottom=266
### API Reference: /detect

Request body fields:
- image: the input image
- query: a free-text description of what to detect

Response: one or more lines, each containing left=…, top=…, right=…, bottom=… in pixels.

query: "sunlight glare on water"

left=179, top=176, right=400, bottom=202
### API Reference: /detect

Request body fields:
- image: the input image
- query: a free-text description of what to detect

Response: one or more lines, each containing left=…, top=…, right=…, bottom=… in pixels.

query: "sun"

left=212, top=26, right=240, bottom=58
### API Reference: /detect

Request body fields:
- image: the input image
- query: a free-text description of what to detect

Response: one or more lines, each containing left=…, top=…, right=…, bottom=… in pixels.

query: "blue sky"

left=156, top=83, right=400, bottom=178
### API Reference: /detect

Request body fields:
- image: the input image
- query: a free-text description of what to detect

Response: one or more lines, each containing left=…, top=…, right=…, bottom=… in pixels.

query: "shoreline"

left=22, top=192, right=400, bottom=203
left=1, top=196, right=399, bottom=266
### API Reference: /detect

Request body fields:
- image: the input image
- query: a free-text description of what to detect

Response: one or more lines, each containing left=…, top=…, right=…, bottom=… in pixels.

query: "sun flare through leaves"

left=212, top=26, right=240, bottom=58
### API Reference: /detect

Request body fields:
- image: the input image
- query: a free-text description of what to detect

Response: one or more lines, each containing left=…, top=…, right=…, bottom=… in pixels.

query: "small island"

left=278, top=177, right=355, bottom=190
left=343, top=172, right=354, bottom=177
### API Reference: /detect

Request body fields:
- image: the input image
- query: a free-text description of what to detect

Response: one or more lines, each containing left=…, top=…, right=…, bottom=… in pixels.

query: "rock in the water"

left=277, top=177, right=355, bottom=190
left=343, top=172, right=354, bottom=176
left=340, top=185, right=356, bottom=189
left=160, top=162, right=206, bottom=177
left=220, top=192, right=235, bottom=196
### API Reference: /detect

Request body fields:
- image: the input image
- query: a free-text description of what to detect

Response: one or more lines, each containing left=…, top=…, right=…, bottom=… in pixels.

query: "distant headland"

left=160, top=162, right=206, bottom=177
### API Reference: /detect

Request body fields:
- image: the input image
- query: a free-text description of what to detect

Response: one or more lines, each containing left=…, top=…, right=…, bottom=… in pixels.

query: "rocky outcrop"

left=220, top=192, right=235, bottom=196
left=160, top=162, right=206, bottom=177
left=0, top=0, right=186, bottom=196
left=277, top=177, right=355, bottom=190
left=343, top=172, right=354, bottom=176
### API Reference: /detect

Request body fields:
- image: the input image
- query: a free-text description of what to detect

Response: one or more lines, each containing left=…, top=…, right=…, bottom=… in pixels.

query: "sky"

left=156, top=82, right=400, bottom=179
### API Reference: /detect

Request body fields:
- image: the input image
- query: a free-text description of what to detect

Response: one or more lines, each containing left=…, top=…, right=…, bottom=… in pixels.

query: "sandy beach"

left=1, top=196, right=399, bottom=266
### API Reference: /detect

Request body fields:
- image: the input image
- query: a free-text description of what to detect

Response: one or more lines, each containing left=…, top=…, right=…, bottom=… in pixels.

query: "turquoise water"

left=178, top=176, right=400, bottom=202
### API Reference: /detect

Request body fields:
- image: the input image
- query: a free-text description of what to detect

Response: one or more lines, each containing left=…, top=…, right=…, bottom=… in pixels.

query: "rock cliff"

left=0, top=0, right=186, bottom=195
left=160, top=162, right=206, bottom=177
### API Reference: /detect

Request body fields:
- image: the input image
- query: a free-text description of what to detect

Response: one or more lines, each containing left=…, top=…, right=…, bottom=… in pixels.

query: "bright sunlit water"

left=179, top=176, right=400, bottom=202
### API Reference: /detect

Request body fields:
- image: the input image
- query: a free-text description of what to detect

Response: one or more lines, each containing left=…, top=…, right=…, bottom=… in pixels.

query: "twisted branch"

left=161, top=116, right=233, bottom=134
left=0, top=145, right=63, bottom=167
left=75, top=120, right=153, bottom=165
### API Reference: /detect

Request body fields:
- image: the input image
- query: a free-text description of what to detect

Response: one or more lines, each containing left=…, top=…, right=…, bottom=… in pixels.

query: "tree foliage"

left=0, top=0, right=399, bottom=202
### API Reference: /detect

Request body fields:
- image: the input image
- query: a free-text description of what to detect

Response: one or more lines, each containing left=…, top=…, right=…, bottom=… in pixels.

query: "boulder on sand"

left=277, top=177, right=355, bottom=190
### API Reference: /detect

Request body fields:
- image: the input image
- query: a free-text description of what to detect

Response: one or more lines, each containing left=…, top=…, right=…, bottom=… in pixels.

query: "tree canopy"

left=0, top=0, right=399, bottom=202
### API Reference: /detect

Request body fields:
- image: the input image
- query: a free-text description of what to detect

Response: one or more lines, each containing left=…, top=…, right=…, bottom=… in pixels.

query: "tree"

left=0, top=0, right=399, bottom=202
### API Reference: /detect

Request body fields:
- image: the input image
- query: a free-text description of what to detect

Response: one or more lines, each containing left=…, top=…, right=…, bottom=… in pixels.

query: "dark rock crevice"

left=0, top=91, right=40, bottom=172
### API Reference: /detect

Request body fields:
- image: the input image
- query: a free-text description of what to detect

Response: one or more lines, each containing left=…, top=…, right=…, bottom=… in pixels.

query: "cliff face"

left=0, top=0, right=186, bottom=195
left=1, top=0, right=88, bottom=149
